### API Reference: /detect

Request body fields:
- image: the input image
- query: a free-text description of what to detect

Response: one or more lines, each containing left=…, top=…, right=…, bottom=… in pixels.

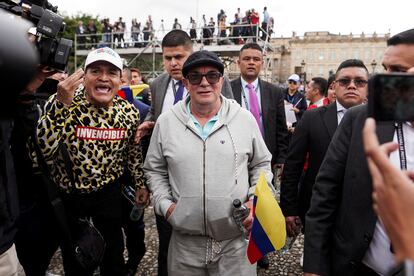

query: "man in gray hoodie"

left=144, top=50, right=274, bottom=275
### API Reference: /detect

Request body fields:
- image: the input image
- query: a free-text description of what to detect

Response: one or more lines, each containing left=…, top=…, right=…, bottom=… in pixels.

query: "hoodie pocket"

left=206, top=196, right=241, bottom=241
left=167, top=196, right=204, bottom=236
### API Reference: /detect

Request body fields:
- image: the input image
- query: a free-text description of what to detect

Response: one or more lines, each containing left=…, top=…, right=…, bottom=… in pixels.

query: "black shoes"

left=125, top=267, right=137, bottom=276
left=125, top=261, right=138, bottom=276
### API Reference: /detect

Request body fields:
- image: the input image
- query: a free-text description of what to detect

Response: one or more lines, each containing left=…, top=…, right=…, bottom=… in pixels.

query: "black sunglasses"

left=186, top=71, right=222, bottom=85
left=336, top=78, right=368, bottom=88
left=288, top=80, right=298, bottom=84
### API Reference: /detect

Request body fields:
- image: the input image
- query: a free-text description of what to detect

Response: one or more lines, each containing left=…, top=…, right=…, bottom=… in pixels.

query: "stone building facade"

left=228, top=31, right=390, bottom=84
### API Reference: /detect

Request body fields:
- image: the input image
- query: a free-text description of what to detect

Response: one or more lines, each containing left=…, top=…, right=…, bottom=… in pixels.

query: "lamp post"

left=301, top=59, right=306, bottom=84
left=371, top=59, right=377, bottom=74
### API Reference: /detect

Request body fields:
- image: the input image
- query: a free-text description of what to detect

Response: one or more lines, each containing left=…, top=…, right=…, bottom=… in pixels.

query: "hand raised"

left=134, top=121, right=155, bottom=143
left=56, top=68, right=84, bottom=106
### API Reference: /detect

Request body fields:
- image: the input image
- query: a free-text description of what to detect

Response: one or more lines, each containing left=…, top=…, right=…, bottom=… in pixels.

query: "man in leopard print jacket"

left=36, top=47, right=145, bottom=276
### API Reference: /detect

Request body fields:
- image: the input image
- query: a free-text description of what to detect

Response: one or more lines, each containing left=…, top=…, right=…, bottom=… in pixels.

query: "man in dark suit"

left=75, top=21, right=86, bottom=49
left=280, top=59, right=368, bottom=240
left=231, top=42, right=289, bottom=268
left=134, top=29, right=233, bottom=276
left=231, top=42, right=288, bottom=168
left=304, top=29, right=414, bottom=276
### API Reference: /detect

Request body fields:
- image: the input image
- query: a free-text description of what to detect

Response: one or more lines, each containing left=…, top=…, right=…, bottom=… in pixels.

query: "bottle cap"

left=233, top=199, right=242, bottom=208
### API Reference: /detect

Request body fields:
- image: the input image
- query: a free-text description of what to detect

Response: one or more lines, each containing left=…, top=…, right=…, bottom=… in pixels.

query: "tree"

left=58, top=12, right=160, bottom=81
left=59, top=12, right=102, bottom=72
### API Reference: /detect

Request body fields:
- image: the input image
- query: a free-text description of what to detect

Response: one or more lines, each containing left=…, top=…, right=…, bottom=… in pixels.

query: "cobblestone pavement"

left=48, top=205, right=304, bottom=276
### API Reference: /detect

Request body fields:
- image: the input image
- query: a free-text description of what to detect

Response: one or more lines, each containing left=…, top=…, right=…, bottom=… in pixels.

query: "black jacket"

left=0, top=118, right=19, bottom=254
left=304, top=105, right=394, bottom=275
left=11, top=102, right=44, bottom=208
left=0, top=101, right=46, bottom=254
left=283, top=89, right=307, bottom=121
left=280, top=103, right=337, bottom=225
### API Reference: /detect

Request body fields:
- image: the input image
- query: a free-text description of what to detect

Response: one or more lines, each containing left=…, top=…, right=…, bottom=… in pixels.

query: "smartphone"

left=368, top=73, right=414, bottom=121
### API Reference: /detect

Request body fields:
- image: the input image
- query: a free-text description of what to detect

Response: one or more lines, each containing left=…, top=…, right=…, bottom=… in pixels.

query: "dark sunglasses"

left=336, top=78, right=368, bottom=88
left=186, top=72, right=222, bottom=85
left=288, top=80, right=298, bottom=84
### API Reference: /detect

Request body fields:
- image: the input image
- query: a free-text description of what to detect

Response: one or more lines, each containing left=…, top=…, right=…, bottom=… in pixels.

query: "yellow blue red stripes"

left=247, top=171, right=286, bottom=264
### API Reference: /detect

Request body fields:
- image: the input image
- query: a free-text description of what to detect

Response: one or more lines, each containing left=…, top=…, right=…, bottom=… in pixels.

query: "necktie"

left=338, top=109, right=346, bottom=125
left=246, top=83, right=263, bottom=134
left=174, top=81, right=184, bottom=105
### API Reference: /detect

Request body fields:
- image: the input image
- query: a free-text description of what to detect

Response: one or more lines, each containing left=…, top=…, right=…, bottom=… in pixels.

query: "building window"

left=353, top=49, right=360, bottom=59
left=365, top=49, right=371, bottom=60
left=319, top=50, right=324, bottom=60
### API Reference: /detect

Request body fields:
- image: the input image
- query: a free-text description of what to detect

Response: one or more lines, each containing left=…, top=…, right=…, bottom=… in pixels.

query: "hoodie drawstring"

left=225, top=124, right=239, bottom=185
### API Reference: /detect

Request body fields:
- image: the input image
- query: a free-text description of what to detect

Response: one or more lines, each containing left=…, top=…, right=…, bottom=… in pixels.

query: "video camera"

left=0, top=0, right=72, bottom=72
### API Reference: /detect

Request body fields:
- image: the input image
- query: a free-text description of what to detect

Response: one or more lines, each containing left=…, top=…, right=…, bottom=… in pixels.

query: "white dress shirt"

left=161, top=79, right=188, bottom=114
left=336, top=101, right=347, bottom=125
left=362, top=123, right=414, bottom=275
left=312, top=97, right=326, bottom=108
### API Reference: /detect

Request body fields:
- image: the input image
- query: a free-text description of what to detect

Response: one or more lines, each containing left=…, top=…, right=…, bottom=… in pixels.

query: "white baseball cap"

left=288, top=74, right=301, bottom=82
left=84, top=47, right=123, bottom=71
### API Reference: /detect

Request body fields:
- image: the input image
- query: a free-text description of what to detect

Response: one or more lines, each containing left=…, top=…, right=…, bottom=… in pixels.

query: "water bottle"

left=280, top=235, right=298, bottom=254
left=280, top=217, right=302, bottom=253
left=122, top=185, right=144, bottom=221
left=232, top=199, right=250, bottom=240
left=122, top=185, right=136, bottom=204
left=130, top=203, right=144, bottom=221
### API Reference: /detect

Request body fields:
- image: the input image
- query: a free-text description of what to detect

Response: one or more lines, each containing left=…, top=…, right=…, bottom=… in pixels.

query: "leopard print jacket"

left=36, top=88, right=145, bottom=193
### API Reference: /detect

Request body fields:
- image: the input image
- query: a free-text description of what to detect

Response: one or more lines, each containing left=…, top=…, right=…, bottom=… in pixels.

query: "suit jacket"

left=75, top=26, right=85, bottom=35
left=231, top=77, right=288, bottom=165
left=145, top=73, right=234, bottom=122
left=280, top=103, right=338, bottom=223
left=304, top=104, right=395, bottom=276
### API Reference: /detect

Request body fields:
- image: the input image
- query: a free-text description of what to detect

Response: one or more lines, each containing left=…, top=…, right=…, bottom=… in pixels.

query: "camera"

left=368, top=73, right=414, bottom=122
left=0, top=0, right=72, bottom=71
left=0, top=10, right=38, bottom=113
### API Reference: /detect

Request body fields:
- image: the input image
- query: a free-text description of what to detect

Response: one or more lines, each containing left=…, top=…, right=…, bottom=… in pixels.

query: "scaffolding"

left=74, top=24, right=276, bottom=82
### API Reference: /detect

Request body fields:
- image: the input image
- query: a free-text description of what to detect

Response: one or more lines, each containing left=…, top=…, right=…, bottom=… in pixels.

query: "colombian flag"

left=247, top=171, right=286, bottom=264
left=118, top=84, right=149, bottom=103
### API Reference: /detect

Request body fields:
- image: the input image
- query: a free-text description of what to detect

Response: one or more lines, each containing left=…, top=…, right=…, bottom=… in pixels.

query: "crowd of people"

left=2, top=7, right=414, bottom=276
left=75, top=7, right=273, bottom=49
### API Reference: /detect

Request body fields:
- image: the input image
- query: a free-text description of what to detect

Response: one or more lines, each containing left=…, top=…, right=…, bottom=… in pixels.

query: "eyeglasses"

left=336, top=78, right=368, bottom=88
left=288, top=80, right=298, bottom=84
left=186, top=71, right=222, bottom=85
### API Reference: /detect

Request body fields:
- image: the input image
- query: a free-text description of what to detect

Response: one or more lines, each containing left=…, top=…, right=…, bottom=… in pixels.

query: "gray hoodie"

left=144, top=96, right=273, bottom=241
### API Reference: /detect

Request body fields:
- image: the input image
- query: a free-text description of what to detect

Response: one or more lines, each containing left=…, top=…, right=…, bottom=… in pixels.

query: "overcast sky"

left=52, top=0, right=412, bottom=37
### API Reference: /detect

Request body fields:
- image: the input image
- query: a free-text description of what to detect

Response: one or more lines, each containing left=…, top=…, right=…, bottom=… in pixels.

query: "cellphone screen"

left=368, top=73, right=414, bottom=121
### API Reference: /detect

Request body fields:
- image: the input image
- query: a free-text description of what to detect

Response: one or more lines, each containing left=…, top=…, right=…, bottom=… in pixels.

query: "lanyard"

left=241, top=89, right=250, bottom=110
left=242, top=85, right=261, bottom=111
left=395, top=122, right=407, bottom=170
left=287, top=94, right=295, bottom=104
left=388, top=122, right=407, bottom=254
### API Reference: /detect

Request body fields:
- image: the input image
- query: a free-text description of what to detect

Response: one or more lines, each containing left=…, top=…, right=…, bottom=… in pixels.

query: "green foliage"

left=57, top=12, right=162, bottom=79
left=60, top=12, right=102, bottom=42
left=59, top=12, right=103, bottom=72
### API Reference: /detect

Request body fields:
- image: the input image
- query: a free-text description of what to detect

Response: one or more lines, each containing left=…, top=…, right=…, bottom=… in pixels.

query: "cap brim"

left=183, top=60, right=224, bottom=77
